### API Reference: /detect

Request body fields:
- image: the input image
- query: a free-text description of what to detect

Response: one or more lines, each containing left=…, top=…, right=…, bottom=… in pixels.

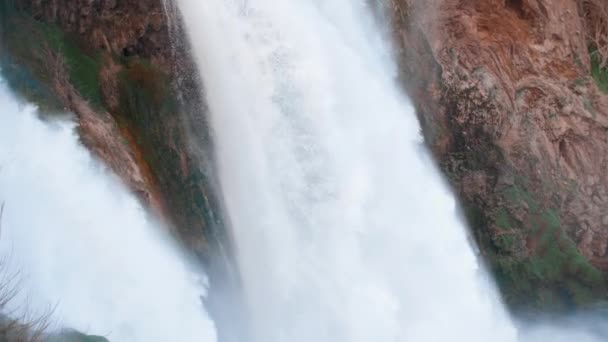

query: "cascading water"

left=0, top=78, right=217, bottom=342
left=175, top=1, right=518, bottom=341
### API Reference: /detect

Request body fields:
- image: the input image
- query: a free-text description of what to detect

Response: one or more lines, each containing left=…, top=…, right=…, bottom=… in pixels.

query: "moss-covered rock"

left=48, top=329, right=109, bottom=342
left=463, top=174, right=607, bottom=312
left=591, top=49, right=608, bottom=94
left=0, top=3, right=102, bottom=108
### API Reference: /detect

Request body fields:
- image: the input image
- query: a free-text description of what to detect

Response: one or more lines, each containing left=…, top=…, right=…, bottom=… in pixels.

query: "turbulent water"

left=176, top=1, right=518, bottom=341
left=0, top=79, right=217, bottom=341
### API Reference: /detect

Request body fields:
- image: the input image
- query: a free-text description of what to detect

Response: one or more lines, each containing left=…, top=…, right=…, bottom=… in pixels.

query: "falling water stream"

left=174, top=0, right=608, bottom=341
left=176, top=1, right=517, bottom=341
left=0, top=79, right=216, bottom=341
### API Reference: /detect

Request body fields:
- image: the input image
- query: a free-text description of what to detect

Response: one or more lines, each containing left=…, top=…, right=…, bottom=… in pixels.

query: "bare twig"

left=0, top=206, right=55, bottom=341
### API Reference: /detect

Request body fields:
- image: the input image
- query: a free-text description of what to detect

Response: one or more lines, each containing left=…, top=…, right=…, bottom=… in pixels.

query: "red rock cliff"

left=389, top=0, right=608, bottom=309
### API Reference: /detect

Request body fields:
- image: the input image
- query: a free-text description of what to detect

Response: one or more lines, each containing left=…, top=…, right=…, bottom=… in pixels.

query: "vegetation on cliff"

left=583, top=0, right=608, bottom=93
left=591, top=51, right=608, bottom=93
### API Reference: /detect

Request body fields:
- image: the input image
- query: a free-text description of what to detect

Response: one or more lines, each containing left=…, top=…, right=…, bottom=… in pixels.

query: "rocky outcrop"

left=0, top=2, right=240, bottom=338
left=0, top=0, right=229, bottom=260
left=17, top=0, right=171, bottom=69
left=388, top=0, right=608, bottom=310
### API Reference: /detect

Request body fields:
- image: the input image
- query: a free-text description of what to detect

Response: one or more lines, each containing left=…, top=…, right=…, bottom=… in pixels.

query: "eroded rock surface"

left=389, top=0, right=608, bottom=309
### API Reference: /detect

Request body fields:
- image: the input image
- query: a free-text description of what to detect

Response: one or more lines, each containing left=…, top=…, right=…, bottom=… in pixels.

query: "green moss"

left=496, top=208, right=514, bottom=230
left=591, top=50, right=608, bottom=94
left=62, top=38, right=102, bottom=107
left=48, top=329, right=109, bottom=342
left=505, top=184, right=539, bottom=212
left=495, top=257, right=536, bottom=302
left=492, top=190, right=606, bottom=310
left=483, top=173, right=606, bottom=311
left=494, top=209, right=517, bottom=251
left=0, top=7, right=102, bottom=107
left=34, top=23, right=102, bottom=107
left=538, top=209, right=560, bottom=232
left=0, top=54, right=63, bottom=112
left=496, top=234, right=516, bottom=251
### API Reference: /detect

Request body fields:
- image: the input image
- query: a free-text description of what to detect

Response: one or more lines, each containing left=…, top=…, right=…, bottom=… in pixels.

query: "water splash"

left=0, top=79, right=217, bottom=342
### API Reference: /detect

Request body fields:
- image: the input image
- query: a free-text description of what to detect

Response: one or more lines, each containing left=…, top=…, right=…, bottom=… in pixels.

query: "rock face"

left=389, top=0, right=608, bottom=310
left=18, top=0, right=171, bottom=68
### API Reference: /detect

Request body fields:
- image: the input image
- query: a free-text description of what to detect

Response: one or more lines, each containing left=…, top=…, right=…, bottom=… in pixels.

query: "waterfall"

left=175, top=1, right=518, bottom=341
left=1, top=1, right=605, bottom=341
left=0, top=78, right=217, bottom=342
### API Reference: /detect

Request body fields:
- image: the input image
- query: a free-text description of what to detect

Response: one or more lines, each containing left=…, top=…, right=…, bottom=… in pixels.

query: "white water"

left=0, top=79, right=217, bottom=342
left=176, top=1, right=518, bottom=341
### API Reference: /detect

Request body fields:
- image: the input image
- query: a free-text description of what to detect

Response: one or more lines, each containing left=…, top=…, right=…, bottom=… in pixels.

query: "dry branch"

left=0, top=205, right=54, bottom=342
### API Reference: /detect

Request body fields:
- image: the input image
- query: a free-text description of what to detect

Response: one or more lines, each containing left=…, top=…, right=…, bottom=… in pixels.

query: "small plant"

left=591, top=50, right=608, bottom=93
